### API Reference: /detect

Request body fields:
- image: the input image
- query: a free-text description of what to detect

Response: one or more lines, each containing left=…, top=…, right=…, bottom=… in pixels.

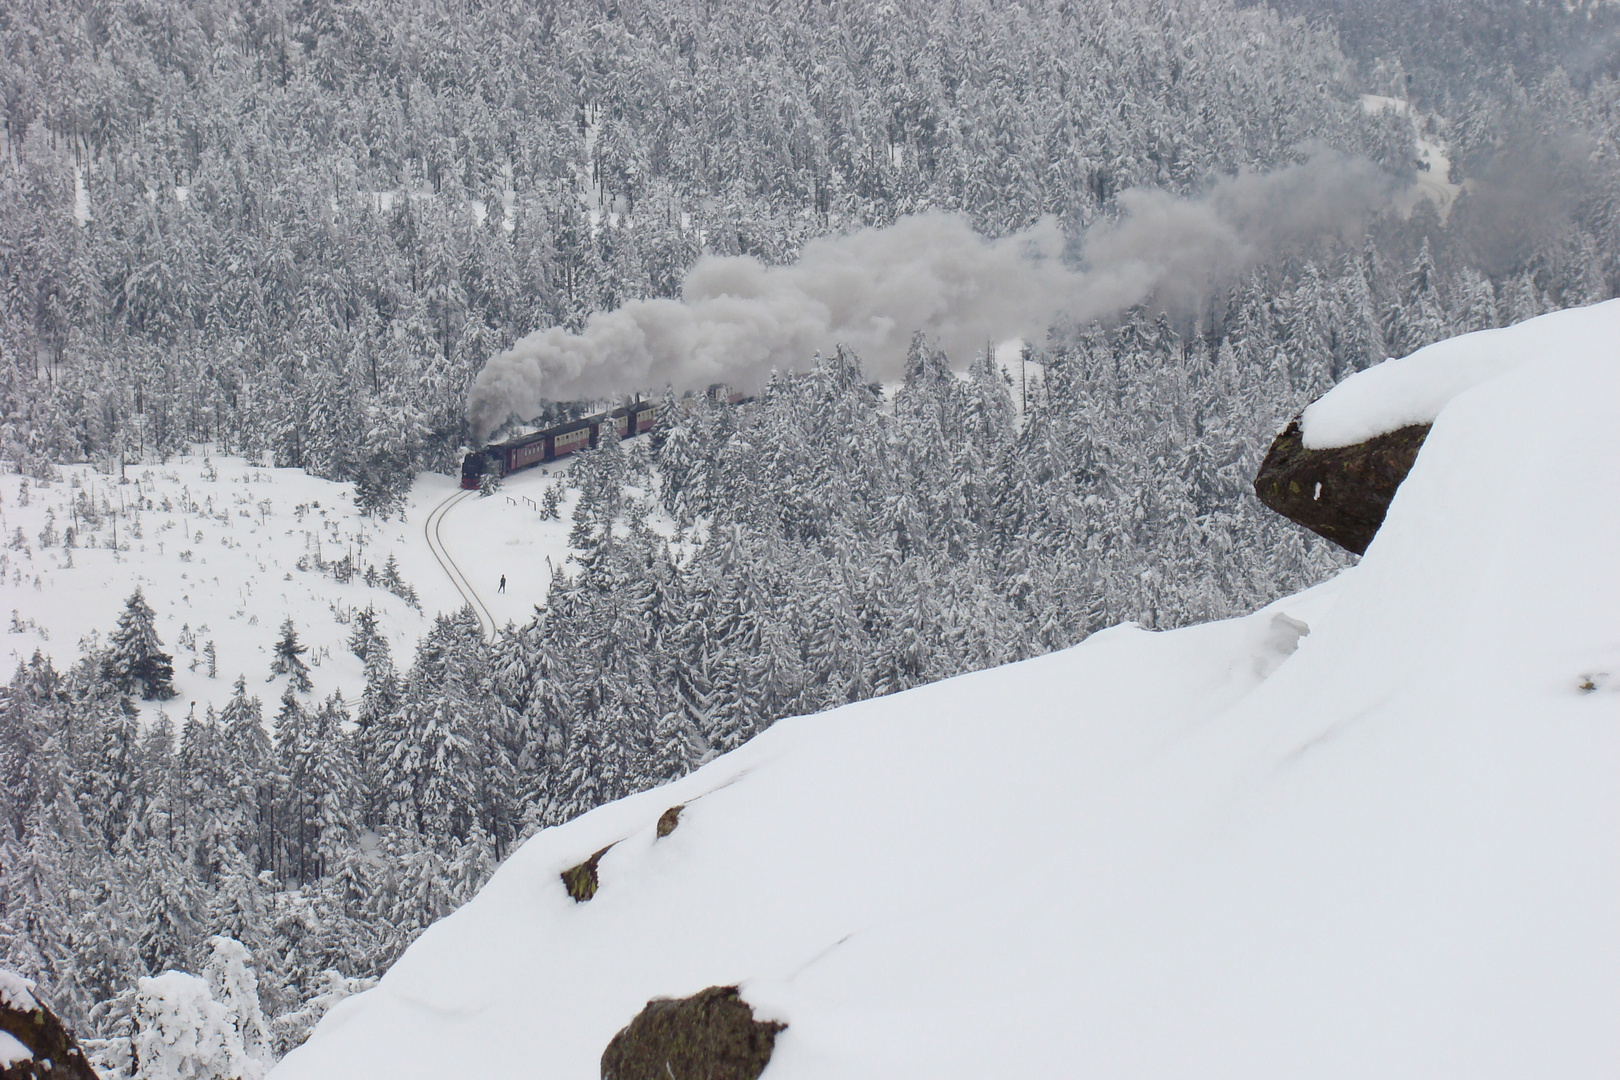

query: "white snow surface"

left=1301, top=297, right=1620, bottom=448
left=0, top=970, right=38, bottom=1012
left=0, top=1031, right=31, bottom=1068
left=1, top=453, right=596, bottom=718
left=275, top=305, right=1620, bottom=1079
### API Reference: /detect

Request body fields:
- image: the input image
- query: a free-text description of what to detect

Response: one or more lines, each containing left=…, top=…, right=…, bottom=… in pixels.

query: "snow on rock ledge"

left=272, top=306, right=1620, bottom=1080
left=1259, top=299, right=1620, bottom=553
left=1300, top=298, right=1620, bottom=449
left=0, top=971, right=99, bottom=1080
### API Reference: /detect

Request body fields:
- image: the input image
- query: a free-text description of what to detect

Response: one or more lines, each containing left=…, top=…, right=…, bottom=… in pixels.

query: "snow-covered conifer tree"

left=103, top=589, right=176, bottom=700
left=201, top=935, right=272, bottom=1074
left=270, top=619, right=313, bottom=694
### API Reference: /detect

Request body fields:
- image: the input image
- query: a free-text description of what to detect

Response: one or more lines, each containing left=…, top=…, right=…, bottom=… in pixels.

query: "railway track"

left=424, top=488, right=496, bottom=641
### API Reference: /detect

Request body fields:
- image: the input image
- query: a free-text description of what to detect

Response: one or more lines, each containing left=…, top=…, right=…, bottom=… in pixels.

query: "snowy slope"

left=273, top=303, right=1620, bottom=1080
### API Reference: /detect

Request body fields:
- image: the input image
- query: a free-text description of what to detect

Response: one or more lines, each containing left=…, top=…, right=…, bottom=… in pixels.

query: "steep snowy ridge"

left=274, top=303, right=1620, bottom=1079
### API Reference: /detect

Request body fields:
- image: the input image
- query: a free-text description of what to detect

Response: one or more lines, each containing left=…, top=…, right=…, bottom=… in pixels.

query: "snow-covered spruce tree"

left=0, top=657, right=95, bottom=1014
left=277, top=693, right=358, bottom=886
left=202, top=936, right=272, bottom=1074
left=346, top=605, right=383, bottom=664
left=354, top=639, right=400, bottom=829
left=269, top=618, right=312, bottom=694
left=103, top=589, right=176, bottom=700
left=130, top=954, right=268, bottom=1080
left=175, top=705, right=235, bottom=885
left=380, top=554, right=419, bottom=609
left=352, top=469, right=407, bottom=520
left=374, top=609, right=512, bottom=847
left=1384, top=237, right=1452, bottom=359
left=218, top=678, right=274, bottom=874
left=272, top=687, right=315, bottom=885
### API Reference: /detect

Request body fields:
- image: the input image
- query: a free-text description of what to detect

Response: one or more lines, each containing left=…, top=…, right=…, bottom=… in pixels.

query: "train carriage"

left=461, top=401, right=657, bottom=489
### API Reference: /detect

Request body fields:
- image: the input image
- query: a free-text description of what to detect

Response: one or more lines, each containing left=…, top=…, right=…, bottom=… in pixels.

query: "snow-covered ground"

left=1361, top=94, right=1464, bottom=221
left=273, top=301, right=1620, bottom=1079
left=0, top=453, right=588, bottom=717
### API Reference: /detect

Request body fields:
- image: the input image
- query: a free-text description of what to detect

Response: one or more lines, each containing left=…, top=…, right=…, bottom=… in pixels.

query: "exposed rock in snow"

left=0, top=970, right=98, bottom=1080
left=600, top=986, right=784, bottom=1080
left=1263, top=299, right=1620, bottom=553
left=561, top=844, right=617, bottom=903
left=655, top=805, right=684, bottom=839
left=1253, top=417, right=1430, bottom=553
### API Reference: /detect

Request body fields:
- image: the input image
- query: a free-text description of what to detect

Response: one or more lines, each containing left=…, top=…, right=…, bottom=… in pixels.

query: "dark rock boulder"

left=601, top=986, right=785, bottom=1080
left=0, top=973, right=99, bottom=1080
left=1253, top=417, right=1431, bottom=555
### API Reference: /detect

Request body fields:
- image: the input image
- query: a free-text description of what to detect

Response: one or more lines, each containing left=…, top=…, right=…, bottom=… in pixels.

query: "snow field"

left=0, top=1031, right=30, bottom=1069
left=275, top=301, right=1620, bottom=1079
left=413, top=463, right=594, bottom=632
left=0, top=452, right=589, bottom=719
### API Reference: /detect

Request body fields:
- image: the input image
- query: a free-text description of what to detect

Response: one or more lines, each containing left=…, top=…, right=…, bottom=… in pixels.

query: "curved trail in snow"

left=424, top=488, right=496, bottom=641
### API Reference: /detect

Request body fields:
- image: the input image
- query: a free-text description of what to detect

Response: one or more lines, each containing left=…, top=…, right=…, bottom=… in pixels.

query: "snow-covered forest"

left=3, top=0, right=1620, bottom=1073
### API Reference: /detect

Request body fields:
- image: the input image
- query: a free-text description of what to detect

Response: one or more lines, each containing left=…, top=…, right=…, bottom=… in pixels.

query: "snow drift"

left=1301, top=297, right=1620, bottom=447
left=281, top=300, right=1620, bottom=1079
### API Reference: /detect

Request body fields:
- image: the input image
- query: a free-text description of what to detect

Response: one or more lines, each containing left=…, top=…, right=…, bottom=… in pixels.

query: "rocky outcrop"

left=561, top=844, right=616, bottom=903
left=0, top=972, right=99, bottom=1080
left=601, top=986, right=785, bottom=1080
left=1253, top=418, right=1431, bottom=555
left=656, top=805, right=684, bottom=839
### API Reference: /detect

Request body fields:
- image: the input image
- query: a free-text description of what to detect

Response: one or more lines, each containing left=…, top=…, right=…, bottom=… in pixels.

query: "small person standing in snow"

left=498, top=574, right=506, bottom=593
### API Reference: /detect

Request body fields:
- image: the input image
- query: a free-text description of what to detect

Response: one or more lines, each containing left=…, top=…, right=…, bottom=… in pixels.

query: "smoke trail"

left=467, top=150, right=1393, bottom=439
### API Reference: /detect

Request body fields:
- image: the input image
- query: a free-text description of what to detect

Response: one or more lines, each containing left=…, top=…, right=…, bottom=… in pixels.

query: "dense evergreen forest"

left=3, top=0, right=1619, bottom=1071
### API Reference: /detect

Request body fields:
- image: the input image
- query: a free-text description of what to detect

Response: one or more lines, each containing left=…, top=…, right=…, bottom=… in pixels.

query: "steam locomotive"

left=461, top=401, right=658, bottom=489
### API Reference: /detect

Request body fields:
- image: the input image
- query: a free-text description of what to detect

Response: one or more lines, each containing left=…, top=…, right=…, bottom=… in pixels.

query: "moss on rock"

left=560, top=844, right=616, bottom=903
left=601, top=986, right=785, bottom=1080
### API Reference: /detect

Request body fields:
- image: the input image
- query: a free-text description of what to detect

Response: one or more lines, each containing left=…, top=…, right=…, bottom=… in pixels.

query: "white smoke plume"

left=467, top=150, right=1393, bottom=440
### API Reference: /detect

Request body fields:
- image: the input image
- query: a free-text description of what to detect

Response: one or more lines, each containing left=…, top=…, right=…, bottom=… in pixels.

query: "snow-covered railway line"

left=424, top=488, right=496, bottom=641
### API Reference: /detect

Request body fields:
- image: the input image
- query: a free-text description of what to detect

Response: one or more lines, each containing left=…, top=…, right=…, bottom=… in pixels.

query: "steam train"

left=461, top=401, right=658, bottom=489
